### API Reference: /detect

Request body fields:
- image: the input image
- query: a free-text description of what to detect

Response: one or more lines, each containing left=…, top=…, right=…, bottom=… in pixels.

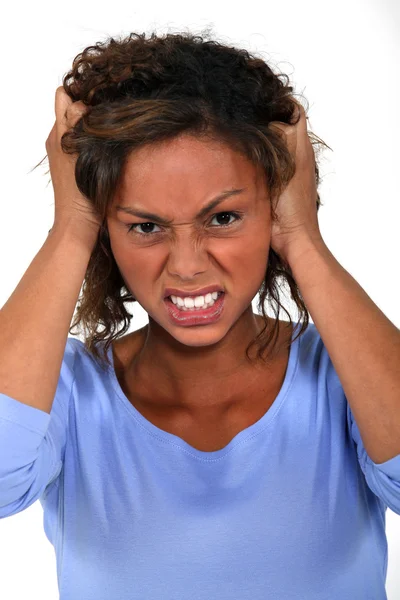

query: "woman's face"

left=106, top=133, right=272, bottom=347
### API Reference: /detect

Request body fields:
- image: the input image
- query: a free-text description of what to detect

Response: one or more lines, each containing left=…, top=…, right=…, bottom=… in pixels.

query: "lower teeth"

left=176, top=299, right=216, bottom=311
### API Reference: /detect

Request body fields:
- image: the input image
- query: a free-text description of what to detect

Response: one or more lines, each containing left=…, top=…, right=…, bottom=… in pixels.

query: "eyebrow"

left=115, top=188, right=247, bottom=225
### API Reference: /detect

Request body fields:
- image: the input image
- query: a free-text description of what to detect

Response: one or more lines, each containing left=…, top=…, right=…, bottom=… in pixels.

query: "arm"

left=0, top=87, right=101, bottom=414
left=286, top=235, right=400, bottom=465
left=267, top=101, right=400, bottom=465
left=0, top=225, right=98, bottom=414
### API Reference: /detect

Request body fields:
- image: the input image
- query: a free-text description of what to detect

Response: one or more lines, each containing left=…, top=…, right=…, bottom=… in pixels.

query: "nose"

left=166, top=232, right=209, bottom=279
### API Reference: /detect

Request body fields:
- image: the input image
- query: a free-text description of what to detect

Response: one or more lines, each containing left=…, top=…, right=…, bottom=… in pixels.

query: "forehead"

left=115, top=134, right=265, bottom=205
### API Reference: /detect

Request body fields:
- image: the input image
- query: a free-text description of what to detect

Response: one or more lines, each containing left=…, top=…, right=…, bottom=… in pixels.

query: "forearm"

left=0, top=224, right=98, bottom=414
left=286, top=237, right=400, bottom=464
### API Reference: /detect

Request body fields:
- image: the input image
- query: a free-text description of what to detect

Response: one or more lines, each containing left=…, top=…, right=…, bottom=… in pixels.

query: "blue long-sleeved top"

left=0, top=322, right=399, bottom=599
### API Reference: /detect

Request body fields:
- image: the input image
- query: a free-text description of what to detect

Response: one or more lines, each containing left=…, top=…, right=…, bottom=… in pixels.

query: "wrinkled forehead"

left=112, top=135, right=267, bottom=214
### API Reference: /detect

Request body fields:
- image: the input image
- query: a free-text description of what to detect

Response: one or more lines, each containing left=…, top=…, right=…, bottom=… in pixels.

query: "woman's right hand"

left=46, top=86, right=103, bottom=241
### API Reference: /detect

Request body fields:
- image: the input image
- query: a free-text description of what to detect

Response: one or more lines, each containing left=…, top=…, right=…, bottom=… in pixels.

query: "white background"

left=0, top=0, right=399, bottom=598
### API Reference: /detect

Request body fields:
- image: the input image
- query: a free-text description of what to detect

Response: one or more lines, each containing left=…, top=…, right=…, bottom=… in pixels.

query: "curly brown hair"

left=35, top=30, right=332, bottom=372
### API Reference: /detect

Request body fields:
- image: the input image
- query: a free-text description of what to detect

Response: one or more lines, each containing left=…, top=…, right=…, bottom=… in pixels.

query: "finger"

left=54, top=86, right=72, bottom=127
left=269, top=101, right=305, bottom=129
left=294, top=103, right=308, bottom=134
left=268, top=122, right=297, bottom=158
left=55, top=86, right=88, bottom=133
left=268, top=122, right=289, bottom=144
left=65, top=101, right=89, bottom=129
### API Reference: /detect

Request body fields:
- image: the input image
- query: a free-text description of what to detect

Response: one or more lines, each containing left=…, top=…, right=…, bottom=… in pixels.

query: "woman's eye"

left=209, top=212, right=241, bottom=227
left=126, top=222, right=161, bottom=235
left=126, top=211, right=242, bottom=237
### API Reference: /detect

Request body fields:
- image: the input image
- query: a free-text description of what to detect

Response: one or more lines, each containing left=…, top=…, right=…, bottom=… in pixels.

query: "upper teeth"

left=170, top=291, right=220, bottom=308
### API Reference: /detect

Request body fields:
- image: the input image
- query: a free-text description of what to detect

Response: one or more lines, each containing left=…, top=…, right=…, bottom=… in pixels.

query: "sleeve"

left=0, top=337, right=77, bottom=518
left=310, top=321, right=400, bottom=516
left=347, top=401, right=400, bottom=515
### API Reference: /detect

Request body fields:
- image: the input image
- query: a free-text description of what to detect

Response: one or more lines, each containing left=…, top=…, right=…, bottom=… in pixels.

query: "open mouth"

left=164, top=292, right=225, bottom=326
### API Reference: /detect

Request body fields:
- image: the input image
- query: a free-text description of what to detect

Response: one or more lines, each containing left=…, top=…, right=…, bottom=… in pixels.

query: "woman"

left=0, top=31, right=399, bottom=600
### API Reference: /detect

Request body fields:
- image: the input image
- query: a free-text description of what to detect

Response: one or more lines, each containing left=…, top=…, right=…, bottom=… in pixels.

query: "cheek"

left=112, top=246, right=163, bottom=298
left=221, top=242, right=270, bottom=299
left=117, top=252, right=151, bottom=278
left=228, top=232, right=270, bottom=266
left=241, top=232, right=271, bottom=282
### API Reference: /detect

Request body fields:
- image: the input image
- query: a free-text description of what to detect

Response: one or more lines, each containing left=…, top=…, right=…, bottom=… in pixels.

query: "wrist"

left=283, top=233, right=328, bottom=267
left=49, top=220, right=100, bottom=253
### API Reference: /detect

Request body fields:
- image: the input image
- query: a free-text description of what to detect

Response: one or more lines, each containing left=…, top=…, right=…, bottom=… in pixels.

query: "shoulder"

left=111, top=327, right=147, bottom=372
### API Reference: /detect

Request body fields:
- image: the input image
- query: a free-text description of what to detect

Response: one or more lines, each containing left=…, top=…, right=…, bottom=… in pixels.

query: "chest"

left=163, top=398, right=279, bottom=451
left=118, top=363, right=288, bottom=452
left=111, top=324, right=291, bottom=453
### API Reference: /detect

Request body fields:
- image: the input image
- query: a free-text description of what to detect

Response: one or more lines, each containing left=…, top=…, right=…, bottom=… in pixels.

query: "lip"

left=163, top=285, right=224, bottom=299
left=164, top=291, right=225, bottom=326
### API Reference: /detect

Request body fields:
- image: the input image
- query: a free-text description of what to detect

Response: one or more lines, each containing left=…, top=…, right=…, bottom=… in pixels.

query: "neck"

left=125, top=307, right=283, bottom=412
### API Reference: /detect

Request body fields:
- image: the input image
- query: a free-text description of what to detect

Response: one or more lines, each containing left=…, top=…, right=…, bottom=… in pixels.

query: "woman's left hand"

left=268, top=101, right=324, bottom=263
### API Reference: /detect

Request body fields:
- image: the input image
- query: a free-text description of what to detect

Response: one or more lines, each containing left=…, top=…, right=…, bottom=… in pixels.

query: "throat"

left=111, top=317, right=292, bottom=416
